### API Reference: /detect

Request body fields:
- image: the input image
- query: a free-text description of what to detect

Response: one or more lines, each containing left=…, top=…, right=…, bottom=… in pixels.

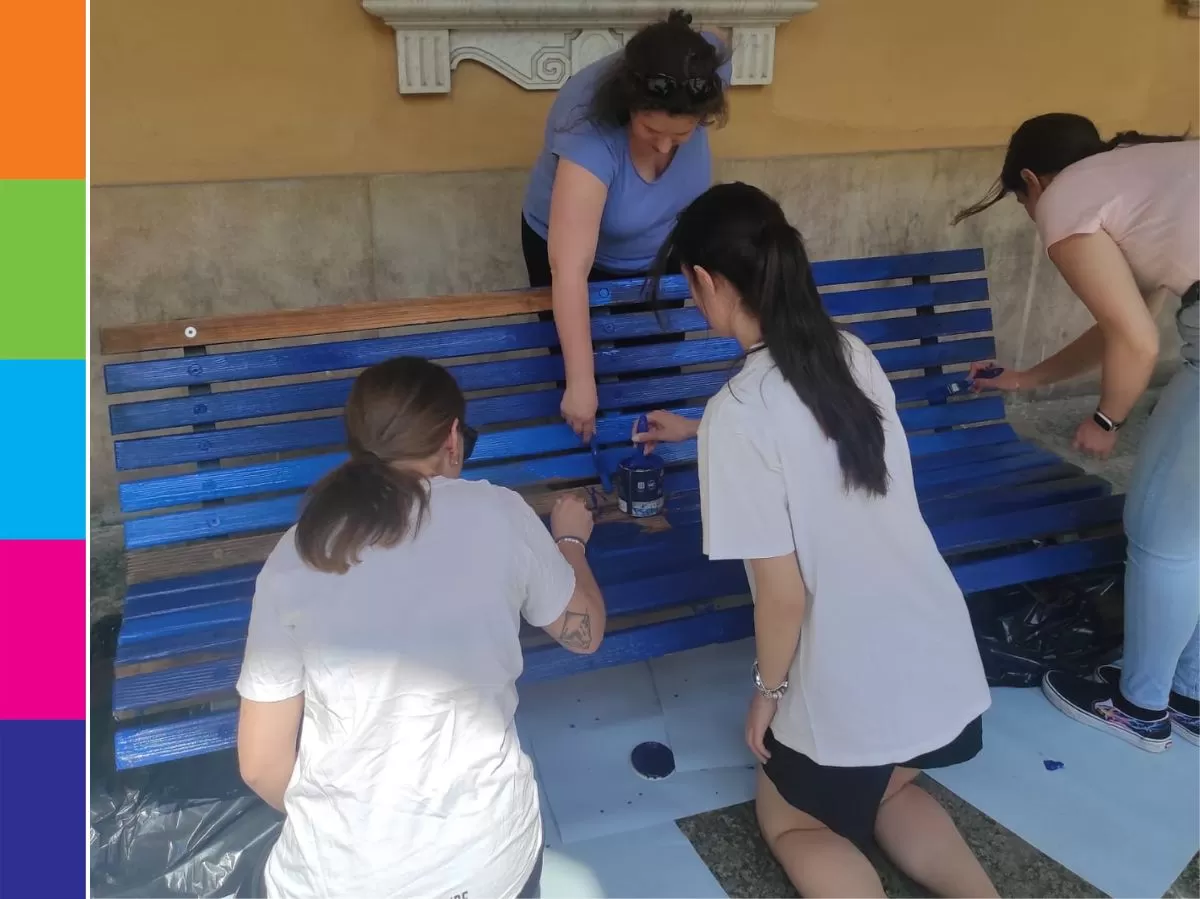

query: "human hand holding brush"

left=629, top=410, right=699, bottom=454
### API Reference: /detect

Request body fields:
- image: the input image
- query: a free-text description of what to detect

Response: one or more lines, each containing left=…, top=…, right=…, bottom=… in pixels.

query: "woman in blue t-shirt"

left=521, top=9, right=729, bottom=441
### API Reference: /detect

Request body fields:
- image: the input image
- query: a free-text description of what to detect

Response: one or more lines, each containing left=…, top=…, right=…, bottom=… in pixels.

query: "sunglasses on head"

left=460, top=422, right=479, bottom=463
left=638, top=73, right=716, bottom=101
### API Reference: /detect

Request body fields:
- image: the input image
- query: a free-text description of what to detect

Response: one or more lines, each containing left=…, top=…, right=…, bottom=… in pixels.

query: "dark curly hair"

left=586, top=10, right=729, bottom=129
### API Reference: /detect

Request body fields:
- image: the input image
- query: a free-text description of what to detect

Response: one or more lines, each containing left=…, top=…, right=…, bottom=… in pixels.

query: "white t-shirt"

left=699, top=338, right=991, bottom=768
left=235, top=476, right=576, bottom=899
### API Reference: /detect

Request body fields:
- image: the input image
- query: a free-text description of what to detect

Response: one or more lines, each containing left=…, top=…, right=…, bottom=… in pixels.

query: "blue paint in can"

left=630, top=740, right=676, bottom=780
left=617, top=414, right=665, bottom=518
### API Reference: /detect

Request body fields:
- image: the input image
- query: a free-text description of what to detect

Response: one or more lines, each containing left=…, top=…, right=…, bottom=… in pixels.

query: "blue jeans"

left=1120, top=361, right=1200, bottom=709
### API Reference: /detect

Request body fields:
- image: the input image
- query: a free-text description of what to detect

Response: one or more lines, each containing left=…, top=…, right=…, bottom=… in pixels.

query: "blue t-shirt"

left=522, top=38, right=728, bottom=275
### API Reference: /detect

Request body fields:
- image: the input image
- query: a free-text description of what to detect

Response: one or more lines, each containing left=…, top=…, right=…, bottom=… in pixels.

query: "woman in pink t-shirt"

left=957, top=113, right=1199, bottom=752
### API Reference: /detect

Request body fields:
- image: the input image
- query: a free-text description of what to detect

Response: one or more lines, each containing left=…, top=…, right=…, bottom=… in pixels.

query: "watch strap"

left=1093, top=409, right=1123, bottom=432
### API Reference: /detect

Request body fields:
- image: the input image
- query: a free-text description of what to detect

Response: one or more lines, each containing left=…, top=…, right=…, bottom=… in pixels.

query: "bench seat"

left=99, top=248, right=1125, bottom=770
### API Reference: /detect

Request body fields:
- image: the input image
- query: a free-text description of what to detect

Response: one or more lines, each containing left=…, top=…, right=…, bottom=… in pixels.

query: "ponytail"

left=756, top=222, right=888, bottom=496
left=293, top=355, right=465, bottom=574
left=955, top=113, right=1189, bottom=224
left=647, top=182, right=889, bottom=497
left=951, top=178, right=1005, bottom=225
left=295, top=454, right=431, bottom=575
left=1103, top=129, right=1186, bottom=150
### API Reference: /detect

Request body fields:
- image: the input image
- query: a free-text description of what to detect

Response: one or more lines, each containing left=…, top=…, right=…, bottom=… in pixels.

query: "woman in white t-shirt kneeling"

left=633, top=183, right=996, bottom=897
left=234, top=356, right=606, bottom=899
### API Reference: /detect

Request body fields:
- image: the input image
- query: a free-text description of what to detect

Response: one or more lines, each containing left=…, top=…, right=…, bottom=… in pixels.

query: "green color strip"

left=0, top=180, right=86, bottom=359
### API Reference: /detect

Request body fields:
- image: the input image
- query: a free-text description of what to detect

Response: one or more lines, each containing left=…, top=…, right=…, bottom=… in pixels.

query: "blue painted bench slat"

left=110, top=439, right=1072, bottom=619
left=117, top=394, right=1007, bottom=515
left=109, top=326, right=993, bottom=436
left=113, top=457, right=1111, bottom=673
left=113, top=560, right=755, bottom=714
left=111, top=528, right=1126, bottom=769
left=112, top=601, right=764, bottom=770
left=105, top=291, right=990, bottom=396
left=99, top=247, right=1124, bottom=771
left=112, top=364, right=983, bottom=472
left=113, top=463, right=1111, bottom=637
left=118, top=399, right=1011, bottom=548
left=119, top=523, right=720, bottom=629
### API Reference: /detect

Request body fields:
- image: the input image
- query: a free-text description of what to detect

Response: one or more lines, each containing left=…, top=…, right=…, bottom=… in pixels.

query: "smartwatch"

left=1093, top=409, right=1123, bottom=433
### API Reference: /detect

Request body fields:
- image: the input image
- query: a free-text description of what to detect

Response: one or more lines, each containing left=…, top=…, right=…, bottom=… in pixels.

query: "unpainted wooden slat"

left=100, top=250, right=987, bottom=355
left=127, top=531, right=282, bottom=585
left=104, top=290, right=990, bottom=395
left=100, top=290, right=555, bottom=355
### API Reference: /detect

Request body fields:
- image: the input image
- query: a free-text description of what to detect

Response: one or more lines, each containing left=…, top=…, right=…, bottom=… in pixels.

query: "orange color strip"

left=0, top=2, right=86, bottom=179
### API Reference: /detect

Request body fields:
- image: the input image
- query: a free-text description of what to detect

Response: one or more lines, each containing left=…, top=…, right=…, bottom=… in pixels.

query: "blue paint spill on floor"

left=631, top=741, right=676, bottom=780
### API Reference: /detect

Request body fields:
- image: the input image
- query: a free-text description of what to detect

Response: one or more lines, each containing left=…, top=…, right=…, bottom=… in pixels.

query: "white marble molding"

left=360, top=0, right=818, bottom=94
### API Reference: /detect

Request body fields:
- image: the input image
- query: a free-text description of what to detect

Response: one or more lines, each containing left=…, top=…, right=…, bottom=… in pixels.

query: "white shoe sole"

left=1094, top=667, right=1200, bottom=746
left=1042, top=679, right=1172, bottom=753
left=1172, top=719, right=1200, bottom=746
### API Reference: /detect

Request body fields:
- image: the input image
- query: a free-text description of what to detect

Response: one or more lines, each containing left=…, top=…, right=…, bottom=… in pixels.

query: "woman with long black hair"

left=633, top=183, right=996, bottom=898
left=956, top=114, right=1198, bottom=752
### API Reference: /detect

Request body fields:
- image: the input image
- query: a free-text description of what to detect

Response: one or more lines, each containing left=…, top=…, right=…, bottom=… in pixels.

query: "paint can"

left=616, top=453, right=665, bottom=518
left=616, top=416, right=665, bottom=518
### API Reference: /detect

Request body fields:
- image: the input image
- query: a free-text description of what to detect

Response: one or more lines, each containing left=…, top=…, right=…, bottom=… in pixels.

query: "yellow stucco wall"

left=92, top=0, right=1197, bottom=186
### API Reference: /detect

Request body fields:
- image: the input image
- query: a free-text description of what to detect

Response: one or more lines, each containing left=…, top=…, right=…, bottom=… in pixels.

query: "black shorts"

left=761, top=716, right=983, bottom=853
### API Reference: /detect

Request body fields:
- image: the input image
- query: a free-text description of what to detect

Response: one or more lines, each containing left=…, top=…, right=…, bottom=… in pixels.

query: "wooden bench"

left=98, top=248, right=1127, bottom=770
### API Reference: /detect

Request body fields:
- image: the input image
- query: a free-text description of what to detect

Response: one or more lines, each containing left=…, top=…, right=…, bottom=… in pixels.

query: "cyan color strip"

left=0, top=360, right=85, bottom=539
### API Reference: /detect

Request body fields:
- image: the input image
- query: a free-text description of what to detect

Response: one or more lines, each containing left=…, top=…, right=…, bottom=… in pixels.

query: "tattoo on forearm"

left=557, top=611, right=593, bottom=650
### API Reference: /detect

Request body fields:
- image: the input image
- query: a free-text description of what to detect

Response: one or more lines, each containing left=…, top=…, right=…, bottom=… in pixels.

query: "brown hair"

left=954, top=113, right=1187, bottom=224
left=585, top=9, right=729, bottom=129
left=294, top=356, right=465, bottom=574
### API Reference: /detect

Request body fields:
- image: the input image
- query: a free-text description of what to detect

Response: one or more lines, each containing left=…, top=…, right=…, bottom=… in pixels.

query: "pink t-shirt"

left=1035, top=140, right=1199, bottom=298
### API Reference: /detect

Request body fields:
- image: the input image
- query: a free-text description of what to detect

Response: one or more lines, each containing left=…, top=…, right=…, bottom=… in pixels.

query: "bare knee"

left=765, top=825, right=825, bottom=867
left=755, top=767, right=825, bottom=848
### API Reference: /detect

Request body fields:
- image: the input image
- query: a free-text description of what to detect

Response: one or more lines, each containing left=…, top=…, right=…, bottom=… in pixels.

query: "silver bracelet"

left=753, top=661, right=789, bottom=700
left=555, top=535, right=587, bottom=551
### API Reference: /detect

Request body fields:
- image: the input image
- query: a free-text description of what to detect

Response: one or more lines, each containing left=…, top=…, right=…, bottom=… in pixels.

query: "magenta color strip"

left=0, top=540, right=85, bottom=719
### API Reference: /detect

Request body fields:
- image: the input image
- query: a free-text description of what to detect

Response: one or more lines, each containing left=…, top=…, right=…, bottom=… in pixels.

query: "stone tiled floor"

left=680, top=784, right=1199, bottom=899
left=675, top=392, right=1200, bottom=899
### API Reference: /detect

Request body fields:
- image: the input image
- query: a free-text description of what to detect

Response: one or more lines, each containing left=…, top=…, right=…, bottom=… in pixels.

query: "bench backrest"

left=100, top=249, right=1003, bottom=584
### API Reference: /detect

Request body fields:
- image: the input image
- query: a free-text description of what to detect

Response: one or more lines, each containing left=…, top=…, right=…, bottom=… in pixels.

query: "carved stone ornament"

left=360, top=1, right=818, bottom=94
